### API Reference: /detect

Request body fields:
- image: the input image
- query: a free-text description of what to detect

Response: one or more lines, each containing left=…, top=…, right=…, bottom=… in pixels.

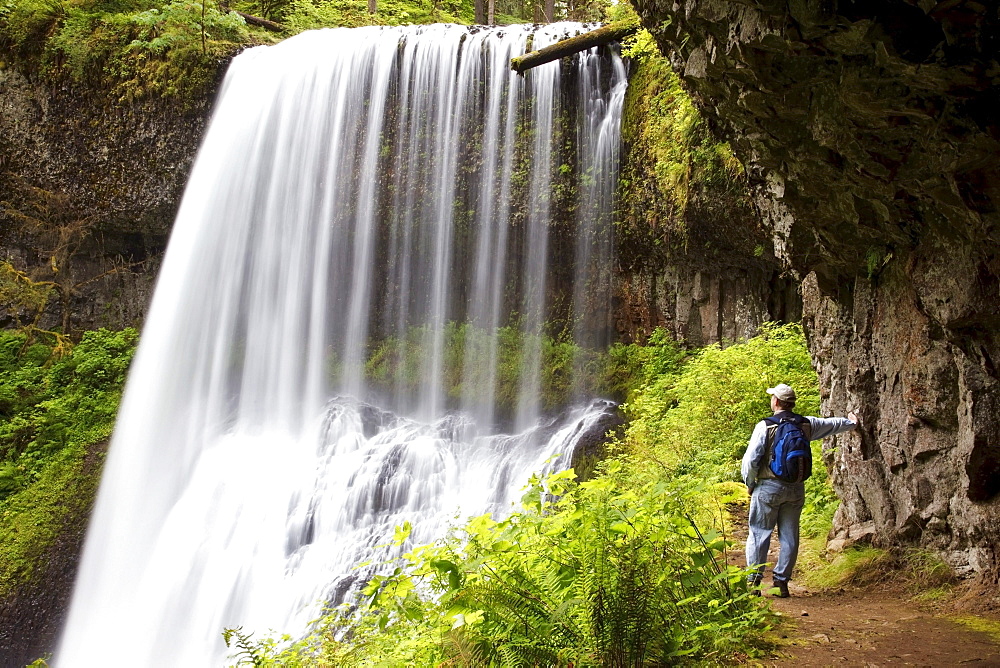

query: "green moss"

left=798, top=546, right=893, bottom=589
left=0, top=442, right=96, bottom=597
left=0, top=328, right=136, bottom=597
left=616, top=35, right=752, bottom=272
left=950, top=615, right=1000, bottom=642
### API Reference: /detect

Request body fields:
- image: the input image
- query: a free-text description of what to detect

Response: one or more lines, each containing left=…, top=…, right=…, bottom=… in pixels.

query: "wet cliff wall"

left=613, top=53, right=801, bottom=345
left=631, top=0, right=1000, bottom=586
left=0, top=66, right=212, bottom=332
left=1, top=50, right=794, bottom=347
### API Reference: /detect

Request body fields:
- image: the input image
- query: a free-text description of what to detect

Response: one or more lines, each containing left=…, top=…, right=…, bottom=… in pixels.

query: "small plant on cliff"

left=1, top=182, right=147, bottom=343
left=0, top=262, right=70, bottom=355
left=2, top=183, right=102, bottom=340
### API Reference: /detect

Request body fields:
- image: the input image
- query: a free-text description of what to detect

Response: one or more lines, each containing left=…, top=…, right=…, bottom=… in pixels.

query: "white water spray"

left=57, top=23, right=626, bottom=666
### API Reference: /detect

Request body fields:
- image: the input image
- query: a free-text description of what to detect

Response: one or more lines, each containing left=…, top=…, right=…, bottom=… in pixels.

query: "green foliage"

left=282, top=0, right=470, bottom=31
left=51, top=0, right=250, bottom=100
left=599, top=326, right=688, bottom=403
left=229, top=464, right=772, bottom=666
left=0, top=0, right=488, bottom=102
left=0, top=327, right=135, bottom=496
left=604, top=1, right=654, bottom=60
left=0, top=328, right=136, bottom=596
left=1, top=0, right=254, bottom=100
left=864, top=245, right=894, bottom=280
left=621, top=323, right=837, bottom=538
left=364, top=321, right=610, bottom=416
left=0, top=0, right=65, bottom=61
left=624, top=323, right=816, bottom=475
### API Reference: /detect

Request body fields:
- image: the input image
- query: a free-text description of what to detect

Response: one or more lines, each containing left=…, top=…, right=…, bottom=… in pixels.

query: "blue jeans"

left=746, top=478, right=805, bottom=583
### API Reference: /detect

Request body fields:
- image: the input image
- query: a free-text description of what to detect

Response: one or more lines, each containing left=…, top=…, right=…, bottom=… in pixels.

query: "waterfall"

left=56, top=23, right=627, bottom=667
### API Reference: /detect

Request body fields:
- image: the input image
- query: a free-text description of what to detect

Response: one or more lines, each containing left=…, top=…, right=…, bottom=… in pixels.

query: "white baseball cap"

left=766, top=383, right=796, bottom=402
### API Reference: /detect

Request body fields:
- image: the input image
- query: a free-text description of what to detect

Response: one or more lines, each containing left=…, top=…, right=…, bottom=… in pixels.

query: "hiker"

left=741, top=383, right=858, bottom=598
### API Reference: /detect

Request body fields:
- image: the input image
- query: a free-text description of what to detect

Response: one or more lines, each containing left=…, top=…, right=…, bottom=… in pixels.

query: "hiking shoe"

left=772, top=579, right=790, bottom=598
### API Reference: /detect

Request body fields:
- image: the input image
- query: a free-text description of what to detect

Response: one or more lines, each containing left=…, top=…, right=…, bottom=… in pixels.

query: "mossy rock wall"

left=613, top=53, right=801, bottom=346
left=0, top=65, right=214, bottom=331
left=632, top=0, right=1000, bottom=588
left=0, top=440, right=106, bottom=665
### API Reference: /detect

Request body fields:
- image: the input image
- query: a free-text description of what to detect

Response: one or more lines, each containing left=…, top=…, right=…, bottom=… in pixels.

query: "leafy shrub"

left=0, top=328, right=137, bottom=597
left=599, top=326, right=688, bottom=403
left=45, top=0, right=251, bottom=100
left=624, top=323, right=817, bottom=476
left=0, top=328, right=135, bottom=499
left=622, top=322, right=837, bottom=538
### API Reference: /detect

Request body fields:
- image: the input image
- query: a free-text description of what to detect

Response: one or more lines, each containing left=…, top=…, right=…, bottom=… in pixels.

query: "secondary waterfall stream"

left=57, top=23, right=627, bottom=666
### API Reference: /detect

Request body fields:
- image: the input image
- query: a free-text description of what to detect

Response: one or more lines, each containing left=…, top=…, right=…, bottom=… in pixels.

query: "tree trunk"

left=544, top=0, right=554, bottom=22
left=475, top=0, right=485, bottom=23
left=368, top=0, right=376, bottom=14
left=510, top=23, right=637, bottom=74
left=487, top=0, right=495, bottom=25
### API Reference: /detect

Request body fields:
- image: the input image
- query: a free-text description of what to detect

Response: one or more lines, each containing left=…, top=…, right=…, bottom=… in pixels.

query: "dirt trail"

left=725, top=506, right=1000, bottom=666
left=763, top=584, right=1000, bottom=666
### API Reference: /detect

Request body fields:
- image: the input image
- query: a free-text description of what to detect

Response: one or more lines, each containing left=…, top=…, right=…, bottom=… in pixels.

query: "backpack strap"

left=769, top=412, right=813, bottom=439
left=760, top=417, right=781, bottom=479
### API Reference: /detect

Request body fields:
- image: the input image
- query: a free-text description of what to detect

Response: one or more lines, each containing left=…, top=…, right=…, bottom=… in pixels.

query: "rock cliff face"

left=0, top=67, right=212, bottom=331
left=632, top=0, right=1000, bottom=583
left=613, top=56, right=801, bottom=345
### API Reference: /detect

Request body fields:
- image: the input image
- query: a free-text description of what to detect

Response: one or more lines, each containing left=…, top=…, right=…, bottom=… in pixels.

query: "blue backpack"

left=764, top=414, right=812, bottom=483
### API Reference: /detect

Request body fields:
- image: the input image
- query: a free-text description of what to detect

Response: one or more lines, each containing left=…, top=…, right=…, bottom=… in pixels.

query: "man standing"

left=741, top=383, right=858, bottom=597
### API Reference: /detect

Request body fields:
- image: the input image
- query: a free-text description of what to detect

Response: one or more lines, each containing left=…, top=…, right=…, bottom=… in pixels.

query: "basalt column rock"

left=631, top=0, right=1000, bottom=582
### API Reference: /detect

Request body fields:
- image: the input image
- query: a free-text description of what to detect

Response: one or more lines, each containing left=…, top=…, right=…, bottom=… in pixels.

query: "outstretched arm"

left=807, top=412, right=859, bottom=440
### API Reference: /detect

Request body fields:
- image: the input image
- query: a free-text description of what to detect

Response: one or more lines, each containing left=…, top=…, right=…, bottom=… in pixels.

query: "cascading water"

left=57, top=23, right=627, bottom=666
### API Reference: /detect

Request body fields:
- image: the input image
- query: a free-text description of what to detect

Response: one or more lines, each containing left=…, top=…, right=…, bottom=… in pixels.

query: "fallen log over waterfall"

left=510, top=24, right=638, bottom=74
left=219, top=3, right=285, bottom=31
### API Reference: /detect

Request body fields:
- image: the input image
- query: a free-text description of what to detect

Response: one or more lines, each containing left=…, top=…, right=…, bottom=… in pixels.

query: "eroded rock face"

left=632, top=0, right=1000, bottom=580
left=0, top=67, right=212, bottom=331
